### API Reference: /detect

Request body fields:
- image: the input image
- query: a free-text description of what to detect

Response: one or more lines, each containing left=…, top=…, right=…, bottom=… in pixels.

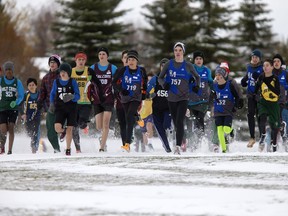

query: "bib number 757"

left=171, top=78, right=181, bottom=85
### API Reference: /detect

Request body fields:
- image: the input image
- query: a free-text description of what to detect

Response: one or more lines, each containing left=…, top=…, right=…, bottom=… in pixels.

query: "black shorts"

left=93, top=103, right=113, bottom=116
left=0, top=110, right=18, bottom=124
left=215, top=115, right=233, bottom=127
left=55, top=103, right=77, bottom=127
left=76, top=104, right=92, bottom=122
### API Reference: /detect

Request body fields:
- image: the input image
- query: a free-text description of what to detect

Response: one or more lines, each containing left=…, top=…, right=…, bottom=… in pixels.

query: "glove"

left=37, top=101, right=43, bottom=110
left=241, top=77, right=248, bottom=87
left=236, top=98, right=244, bottom=109
left=189, top=77, right=195, bottom=83
left=192, top=86, right=199, bottom=93
left=10, top=101, right=16, bottom=108
left=142, top=93, right=146, bottom=100
left=63, top=93, right=74, bottom=103
left=210, top=90, right=217, bottom=99
left=121, top=89, right=130, bottom=96
left=163, top=83, right=170, bottom=91
left=48, top=103, right=55, bottom=114
left=252, top=72, right=258, bottom=80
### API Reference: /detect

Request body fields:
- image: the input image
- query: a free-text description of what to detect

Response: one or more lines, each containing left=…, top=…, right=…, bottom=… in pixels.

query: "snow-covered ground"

left=0, top=134, right=288, bottom=216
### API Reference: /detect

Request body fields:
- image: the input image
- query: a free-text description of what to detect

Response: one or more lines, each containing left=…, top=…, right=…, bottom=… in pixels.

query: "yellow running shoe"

left=121, top=143, right=130, bottom=152
left=137, top=119, right=145, bottom=127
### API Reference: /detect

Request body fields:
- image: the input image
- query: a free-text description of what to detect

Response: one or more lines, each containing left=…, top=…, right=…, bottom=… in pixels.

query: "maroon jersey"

left=94, top=63, right=114, bottom=105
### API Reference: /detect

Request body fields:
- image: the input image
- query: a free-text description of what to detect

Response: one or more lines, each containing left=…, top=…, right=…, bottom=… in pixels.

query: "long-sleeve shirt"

left=50, top=78, right=80, bottom=103
left=38, top=70, right=59, bottom=112
left=255, top=73, right=280, bottom=102
left=112, top=66, right=147, bottom=103
left=158, top=59, right=200, bottom=102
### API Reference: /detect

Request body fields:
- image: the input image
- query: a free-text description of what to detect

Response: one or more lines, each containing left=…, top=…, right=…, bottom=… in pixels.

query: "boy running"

left=49, top=63, right=80, bottom=155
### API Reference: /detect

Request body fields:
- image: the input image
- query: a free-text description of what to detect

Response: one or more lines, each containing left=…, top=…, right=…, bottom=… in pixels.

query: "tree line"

left=0, top=0, right=287, bottom=81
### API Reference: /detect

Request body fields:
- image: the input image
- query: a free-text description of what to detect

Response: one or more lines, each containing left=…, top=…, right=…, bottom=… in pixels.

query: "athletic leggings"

left=247, top=96, right=258, bottom=139
left=122, top=101, right=141, bottom=145
left=116, top=107, right=126, bottom=145
left=153, top=110, right=172, bottom=152
left=168, top=100, right=188, bottom=147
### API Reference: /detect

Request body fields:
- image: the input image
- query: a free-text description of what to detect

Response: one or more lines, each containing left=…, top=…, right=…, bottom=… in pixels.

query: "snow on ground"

left=0, top=134, right=288, bottom=216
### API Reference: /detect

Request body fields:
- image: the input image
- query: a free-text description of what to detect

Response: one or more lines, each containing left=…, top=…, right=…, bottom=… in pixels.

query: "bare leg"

left=65, top=126, right=73, bottom=150
left=100, top=111, right=112, bottom=150
left=8, top=123, right=15, bottom=152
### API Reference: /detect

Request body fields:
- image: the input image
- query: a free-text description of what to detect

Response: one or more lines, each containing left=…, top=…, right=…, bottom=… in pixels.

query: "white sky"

left=5, top=0, right=288, bottom=40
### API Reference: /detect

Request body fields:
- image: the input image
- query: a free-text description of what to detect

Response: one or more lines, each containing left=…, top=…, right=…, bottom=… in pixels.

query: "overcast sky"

left=6, top=0, right=288, bottom=40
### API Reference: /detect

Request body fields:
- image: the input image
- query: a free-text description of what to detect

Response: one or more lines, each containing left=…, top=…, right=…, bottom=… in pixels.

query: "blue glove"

left=10, top=101, right=16, bottom=108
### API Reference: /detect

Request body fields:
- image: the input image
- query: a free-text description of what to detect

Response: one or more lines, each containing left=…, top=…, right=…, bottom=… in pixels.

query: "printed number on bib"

left=217, top=99, right=226, bottom=106
left=127, top=85, right=137, bottom=91
left=171, top=78, right=181, bottom=85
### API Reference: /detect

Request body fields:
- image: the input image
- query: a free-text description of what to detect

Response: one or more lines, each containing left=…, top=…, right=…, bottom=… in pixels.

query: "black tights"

left=116, top=107, right=126, bottom=145
left=168, top=100, right=188, bottom=146
left=122, top=101, right=141, bottom=145
left=247, top=96, right=259, bottom=139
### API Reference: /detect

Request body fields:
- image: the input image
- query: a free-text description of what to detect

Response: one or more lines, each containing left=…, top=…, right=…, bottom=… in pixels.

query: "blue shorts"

left=140, top=115, right=153, bottom=133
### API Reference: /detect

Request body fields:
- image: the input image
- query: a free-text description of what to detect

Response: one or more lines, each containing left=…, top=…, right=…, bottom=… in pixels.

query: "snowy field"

left=0, top=134, right=288, bottom=216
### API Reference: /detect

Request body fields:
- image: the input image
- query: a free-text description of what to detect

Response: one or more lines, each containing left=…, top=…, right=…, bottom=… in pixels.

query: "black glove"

left=63, top=93, right=74, bottom=103
left=163, top=83, right=170, bottom=91
left=192, top=86, right=199, bottom=93
left=48, top=103, right=55, bottom=114
left=142, top=93, right=146, bottom=100
left=241, top=77, right=248, bottom=87
left=189, top=77, right=195, bottom=83
left=210, top=90, right=217, bottom=99
left=252, top=72, right=258, bottom=80
left=121, top=89, right=130, bottom=96
left=37, top=101, right=43, bottom=110
left=236, top=98, right=244, bottom=109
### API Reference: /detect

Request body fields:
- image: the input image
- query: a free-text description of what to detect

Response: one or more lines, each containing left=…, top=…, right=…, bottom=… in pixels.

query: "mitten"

left=63, top=93, right=75, bottom=103
left=10, top=101, right=16, bottom=108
